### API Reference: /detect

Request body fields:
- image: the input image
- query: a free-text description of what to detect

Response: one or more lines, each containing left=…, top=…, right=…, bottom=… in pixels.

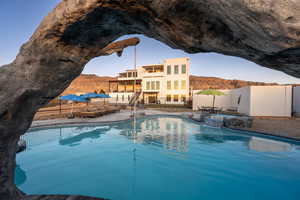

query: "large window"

left=181, top=80, right=186, bottom=89
left=156, top=81, right=160, bottom=90
left=151, top=81, right=155, bottom=90
left=181, top=95, right=186, bottom=102
left=167, top=81, right=171, bottom=90
left=174, top=80, right=179, bottom=90
left=167, top=65, right=171, bottom=75
left=182, top=64, right=186, bottom=74
left=128, top=72, right=132, bottom=77
left=146, top=81, right=150, bottom=90
left=174, top=65, right=179, bottom=74
left=173, top=95, right=179, bottom=102
left=167, top=95, right=172, bottom=102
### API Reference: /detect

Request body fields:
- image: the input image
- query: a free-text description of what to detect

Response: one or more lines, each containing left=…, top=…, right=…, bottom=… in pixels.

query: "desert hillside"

left=62, top=74, right=278, bottom=95
left=190, top=75, right=278, bottom=90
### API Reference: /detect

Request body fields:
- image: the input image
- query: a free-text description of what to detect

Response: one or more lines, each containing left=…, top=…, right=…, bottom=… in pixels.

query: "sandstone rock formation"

left=1, top=0, right=300, bottom=199
left=62, top=74, right=278, bottom=96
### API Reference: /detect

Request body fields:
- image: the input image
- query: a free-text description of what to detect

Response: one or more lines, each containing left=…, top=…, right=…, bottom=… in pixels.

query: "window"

left=167, top=95, right=172, bottom=102
left=167, top=65, right=171, bottom=75
left=174, top=80, right=179, bottom=90
left=156, top=81, right=160, bottom=90
left=128, top=72, right=132, bottom=77
left=151, top=81, right=155, bottom=90
left=181, top=95, right=186, bottom=102
left=181, top=80, right=186, bottom=89
left=167, top=81, right=171, bottom=90
left=146, top=81, right=150, bottom=90
left=174, top=65, right=179, bottom=74
left=182, top=64, right=186, bottom=74
left=173, top=95, right=179, bottom=102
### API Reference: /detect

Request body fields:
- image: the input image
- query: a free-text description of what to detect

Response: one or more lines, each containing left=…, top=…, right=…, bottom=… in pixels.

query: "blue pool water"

left=16, top=116, right=300, bottom=200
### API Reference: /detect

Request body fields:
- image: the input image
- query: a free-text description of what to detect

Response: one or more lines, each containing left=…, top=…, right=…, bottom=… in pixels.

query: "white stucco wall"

left=161, top=57, right=190, bottom=104
left=192, top=86, right=292, bottom=117
left=293, top=86, right=300, bottom=117
left=250, top=86, right=292, bottom=117
left=192, top=90, right=231, bottom=111
left=231, top=87, right=251, bottom=115
left=108, top=92, right=134, bottom=104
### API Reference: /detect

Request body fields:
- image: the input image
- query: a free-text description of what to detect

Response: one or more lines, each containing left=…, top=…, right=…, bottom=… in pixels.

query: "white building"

left=193, top=86, right=293, bottom=117
left=109, top=57, right=190, bottom=104
left=293, top=86, right=300, bottom=117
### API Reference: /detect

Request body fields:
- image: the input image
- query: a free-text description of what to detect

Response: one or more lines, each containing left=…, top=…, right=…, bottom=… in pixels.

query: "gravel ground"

left=241, top=118, right=300, bottom=140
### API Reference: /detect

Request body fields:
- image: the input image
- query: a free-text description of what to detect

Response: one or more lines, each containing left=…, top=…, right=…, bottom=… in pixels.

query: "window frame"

left=181, top=80, right=186, bottom=90
left=173, top=95, right=179, bottom=102
left=167, top=65, right=172, bottom=75
left=151, top=81, right=155, bottom=90
left=146, top=81, right=150, bottom=90
left=167, top=81, right=171, bottom=90
left=167, top=94, right=172, bottom=102
left=174, top=65, right=179, bottom=74
left=181, top=64, right=186, bottom=74
left=174, top=80, right=179, bottom=90
left=156, top=81, right=160, bottom=90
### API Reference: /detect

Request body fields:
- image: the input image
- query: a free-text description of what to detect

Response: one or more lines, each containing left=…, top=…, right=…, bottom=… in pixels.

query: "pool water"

left=16, top=116, right=300, bottom=200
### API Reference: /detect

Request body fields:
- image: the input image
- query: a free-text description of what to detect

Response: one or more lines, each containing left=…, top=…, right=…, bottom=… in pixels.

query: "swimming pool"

left=16, top=116, right=300, bottom=200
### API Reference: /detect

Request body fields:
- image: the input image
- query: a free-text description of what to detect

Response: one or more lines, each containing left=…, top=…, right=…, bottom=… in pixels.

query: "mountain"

left=189, top=75, right=278, bottom=90
left=62, top=74, right=117, bottom=95
left=62, top=74, right=279, bottom=95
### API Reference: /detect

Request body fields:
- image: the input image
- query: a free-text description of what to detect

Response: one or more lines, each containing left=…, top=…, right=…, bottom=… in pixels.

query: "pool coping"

left=29, top=112, right=193, bottom=131
left=29, top=111, right=300, bottom=143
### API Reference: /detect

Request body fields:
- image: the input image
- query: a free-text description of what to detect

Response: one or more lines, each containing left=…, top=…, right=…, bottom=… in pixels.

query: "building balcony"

left=118, top=77, right=141, bottom=81
left=142, top=72, right=164, bottom=78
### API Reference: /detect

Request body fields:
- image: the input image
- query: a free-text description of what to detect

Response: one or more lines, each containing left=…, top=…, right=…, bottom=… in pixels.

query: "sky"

left=1, top=0, right=300, bottom=84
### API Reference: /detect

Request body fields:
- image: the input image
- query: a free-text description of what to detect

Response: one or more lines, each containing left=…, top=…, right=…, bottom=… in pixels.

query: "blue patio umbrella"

left=81, top=93, right=103, bottom=99
left=59, top=94, right=88, bottom=115
left=60, top=94, right=89, bottom=102
left=102, top=94, right=111, bottom=98
left=81, top=93, right=111, bottom=104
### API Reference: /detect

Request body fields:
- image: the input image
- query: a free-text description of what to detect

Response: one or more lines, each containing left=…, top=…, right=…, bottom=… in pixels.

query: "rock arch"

left=1, top=0, right=300, bottom=199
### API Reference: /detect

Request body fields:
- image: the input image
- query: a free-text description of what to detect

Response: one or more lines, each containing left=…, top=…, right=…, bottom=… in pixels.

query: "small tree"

left=99, top=89, right=106, bottom=94
left=196, top=89, right=225, bottom=108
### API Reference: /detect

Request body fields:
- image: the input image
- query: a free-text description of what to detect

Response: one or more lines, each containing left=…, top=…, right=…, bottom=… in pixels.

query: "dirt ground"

left=242, top=118, right=300, bottom=140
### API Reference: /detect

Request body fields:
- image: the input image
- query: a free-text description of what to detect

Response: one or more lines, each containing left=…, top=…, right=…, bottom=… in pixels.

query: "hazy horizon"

left=1, top=0, right=300, bottom=84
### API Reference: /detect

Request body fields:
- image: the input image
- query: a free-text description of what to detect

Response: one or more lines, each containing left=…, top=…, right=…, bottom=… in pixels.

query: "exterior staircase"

left=129, top=90, right=142, bottom=106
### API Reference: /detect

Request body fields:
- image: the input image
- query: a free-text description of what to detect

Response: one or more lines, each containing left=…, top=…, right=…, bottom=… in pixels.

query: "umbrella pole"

left=212, top=95, right=216, bottom=112
left=59, top=99, right=62, bottom=114
left=71, top=102, right=74, bottom=115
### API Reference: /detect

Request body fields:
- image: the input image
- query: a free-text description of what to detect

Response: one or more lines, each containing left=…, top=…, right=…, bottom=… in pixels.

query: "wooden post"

left=108, top=81, right=111, bottom=93
left=59, top=99, right=62, bottom=114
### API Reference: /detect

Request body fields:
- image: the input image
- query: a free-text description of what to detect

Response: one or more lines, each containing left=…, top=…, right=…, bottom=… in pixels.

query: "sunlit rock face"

left=1, top=0, right=300, bottom=199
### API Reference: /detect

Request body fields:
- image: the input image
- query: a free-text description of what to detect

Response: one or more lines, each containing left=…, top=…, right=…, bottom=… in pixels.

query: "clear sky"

left=1, top=0, right=300, bottom=84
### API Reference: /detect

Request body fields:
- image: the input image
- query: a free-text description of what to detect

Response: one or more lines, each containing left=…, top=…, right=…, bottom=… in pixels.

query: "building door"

left=148, top=96, right=157, bottom=104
